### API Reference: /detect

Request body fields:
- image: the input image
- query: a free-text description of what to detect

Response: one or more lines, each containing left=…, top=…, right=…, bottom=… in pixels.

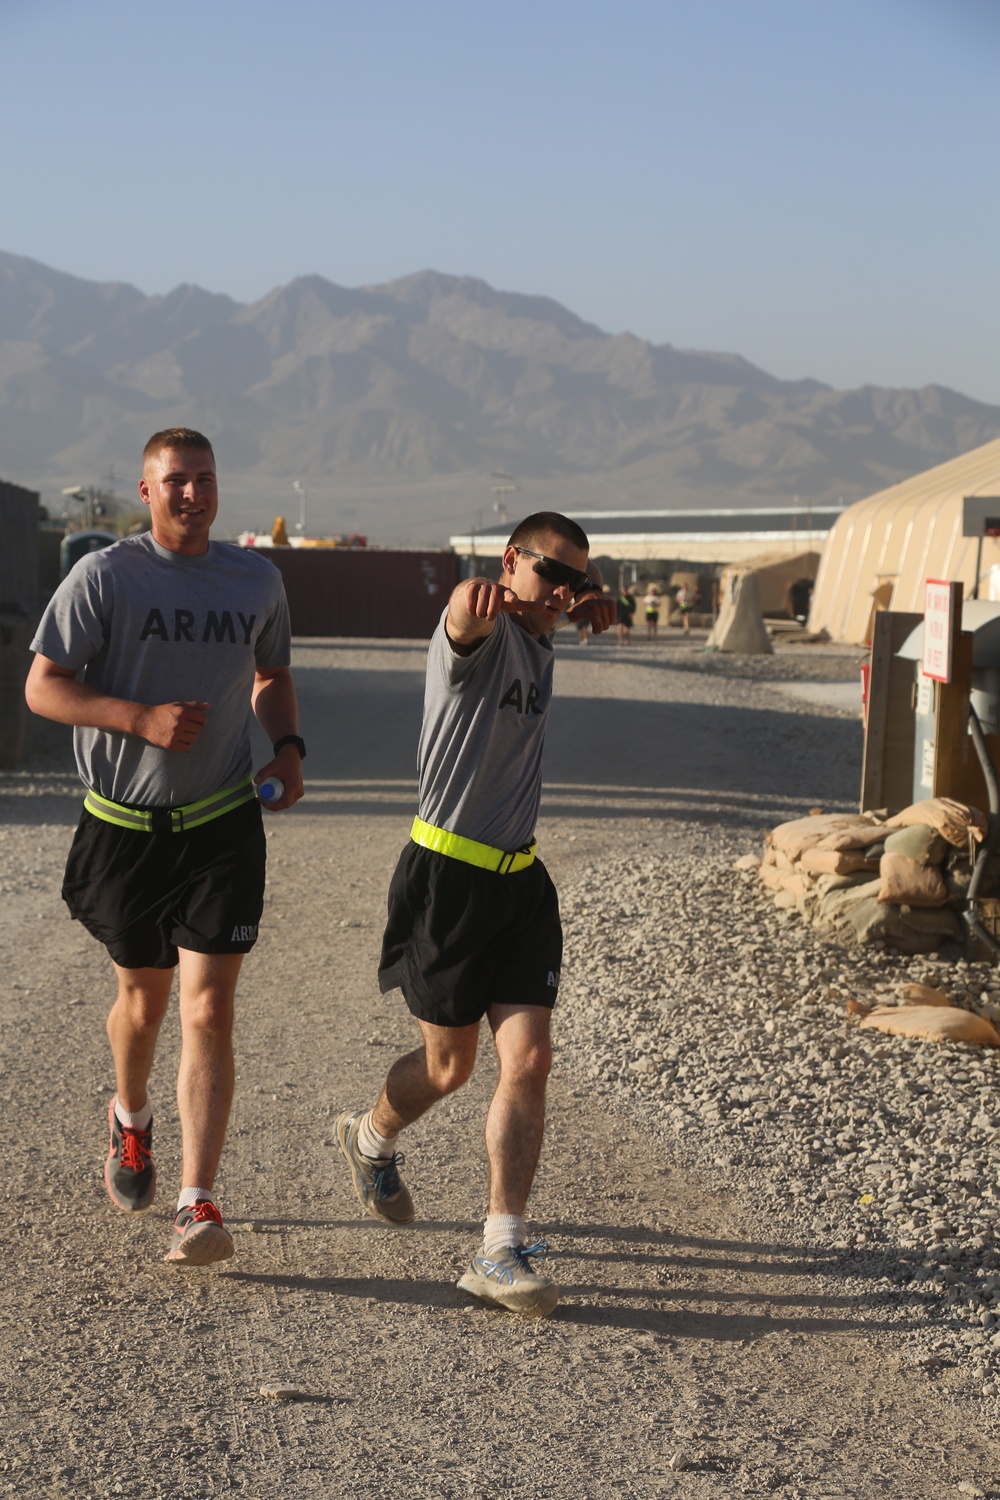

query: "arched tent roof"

left=810, top=436, right=1000, bottom=644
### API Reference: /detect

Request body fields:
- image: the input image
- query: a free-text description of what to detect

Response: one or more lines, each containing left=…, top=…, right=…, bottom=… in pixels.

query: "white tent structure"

left=810, top=437, right=1000, bottom=644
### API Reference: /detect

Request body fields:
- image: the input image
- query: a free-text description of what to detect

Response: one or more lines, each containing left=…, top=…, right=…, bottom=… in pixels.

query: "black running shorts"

left=378, top=842, right=562, bottom=1027
left=61, top=800, right=267, bottom=969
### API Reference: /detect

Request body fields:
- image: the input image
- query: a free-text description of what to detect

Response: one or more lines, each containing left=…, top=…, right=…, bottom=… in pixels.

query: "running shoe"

left=104, top=1096, right=155, bottom=1212
left=457, top=1240, right=559, bottom=1318
left=163, top=1201, right=234, bottom=1266
left=336, top=1110, right=414, bottom=1224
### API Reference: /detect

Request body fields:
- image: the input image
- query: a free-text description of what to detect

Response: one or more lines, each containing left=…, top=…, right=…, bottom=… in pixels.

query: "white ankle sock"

left=115, top=1097, right=152, bottom=1130
left=358, top=1111, right=397, bottom=1161
left=177, top=1187, right=214, bottom=1211
left=483, top=1213, right=526, bottom=1260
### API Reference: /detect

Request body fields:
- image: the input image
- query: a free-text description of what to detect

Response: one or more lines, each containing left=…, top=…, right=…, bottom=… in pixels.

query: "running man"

left=337, top=512, right=615, bottom=1316
left=26, top=428, right=304, bottom=1266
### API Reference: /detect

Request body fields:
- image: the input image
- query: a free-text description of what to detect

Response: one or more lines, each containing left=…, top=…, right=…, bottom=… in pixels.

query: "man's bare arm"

left=445, top=578, right=549, bottom=652
left=25, top=654, right=208, bottom=751
left=250, top=665, right=304, bottom=808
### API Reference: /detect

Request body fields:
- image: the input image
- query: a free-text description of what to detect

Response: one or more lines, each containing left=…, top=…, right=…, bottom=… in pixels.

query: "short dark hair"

left=143, top=428, right=215, bottom=466
left=508, top=511, right=589, bottom=553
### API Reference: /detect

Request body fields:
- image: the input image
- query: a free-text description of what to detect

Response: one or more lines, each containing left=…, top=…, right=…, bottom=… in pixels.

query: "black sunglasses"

left=514, top=547, right=594, bottom=597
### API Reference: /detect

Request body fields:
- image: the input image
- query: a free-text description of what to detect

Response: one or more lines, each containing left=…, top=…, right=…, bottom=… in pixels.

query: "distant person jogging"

left=675, top=581, right=699, bottom=633
left=337, top=512, right=615, bottom=1317
left=643, top=586, right=661, bottom=638
left=617, top=586, right=636, bottom=644
left=26, top=428, right=304, bottom=1266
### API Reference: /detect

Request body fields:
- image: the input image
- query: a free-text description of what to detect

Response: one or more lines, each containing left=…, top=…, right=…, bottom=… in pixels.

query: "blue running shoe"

left=457, top=1240, right=558, bottom=1317
left=336, top=1111, right=414, bottom=1224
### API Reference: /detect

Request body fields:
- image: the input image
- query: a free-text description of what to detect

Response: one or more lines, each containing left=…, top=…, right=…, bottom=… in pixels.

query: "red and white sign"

left=923, top=579, right=956, bottom=683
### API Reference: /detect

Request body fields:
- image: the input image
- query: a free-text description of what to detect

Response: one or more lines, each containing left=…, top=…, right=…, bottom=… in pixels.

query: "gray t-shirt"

left=416, top=609, right=554, bottom=851
left=31, top=533, right=291, bottom=807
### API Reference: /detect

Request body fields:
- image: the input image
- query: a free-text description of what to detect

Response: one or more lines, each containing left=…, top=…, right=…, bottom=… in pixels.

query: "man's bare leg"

left=456, top=1002, right=558, bottom=1316
left=372, top=1018, right=480, bottom=1137
left=176, top=949, right=243, bottom=1191
left=339, top=1019, right=480, bottom=1224
left=368, top=1004, right=551, bottom=1214
left=159, top=950, right=243, bottom=1266
left=108, top=963, right=174, bottom=1112
left=105, top=964, right=173, bottom=1211
left=484, top=1003, right=552, bottom=1216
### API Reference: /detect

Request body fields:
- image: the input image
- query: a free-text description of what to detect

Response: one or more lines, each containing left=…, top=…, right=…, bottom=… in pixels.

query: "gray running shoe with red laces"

left=163, top=1200, right=234, bottom=1266
left=104, top=1096, right=155, bottom=1212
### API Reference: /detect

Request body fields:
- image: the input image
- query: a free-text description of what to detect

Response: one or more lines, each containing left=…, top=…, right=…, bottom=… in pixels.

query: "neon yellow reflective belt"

left=83, top=776, right=257, bottom=834
left=410, top=815, right=536, bottom=874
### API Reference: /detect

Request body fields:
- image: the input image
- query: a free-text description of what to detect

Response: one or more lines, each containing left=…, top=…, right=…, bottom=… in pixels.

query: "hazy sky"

left=3, top=0, right=998, bottom=402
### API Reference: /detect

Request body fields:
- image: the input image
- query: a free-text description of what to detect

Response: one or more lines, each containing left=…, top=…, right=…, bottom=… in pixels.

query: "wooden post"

left=860, top=611, right=921, bottom=813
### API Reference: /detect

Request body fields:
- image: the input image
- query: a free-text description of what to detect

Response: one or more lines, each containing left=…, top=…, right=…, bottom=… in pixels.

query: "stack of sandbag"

left=753, top=798, right=988, bottom=954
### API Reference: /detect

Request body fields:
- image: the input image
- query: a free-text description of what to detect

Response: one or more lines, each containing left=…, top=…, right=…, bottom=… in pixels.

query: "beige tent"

left=706, top=566, right=774, bottom=654
left=810, top=437, right=1000, bottom=644
left=731, top=548, right=821, bottom=615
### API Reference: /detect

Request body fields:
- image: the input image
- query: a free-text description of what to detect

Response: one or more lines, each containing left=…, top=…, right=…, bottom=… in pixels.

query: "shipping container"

left=0, top=477, right=39, bottom=613
left=260, top=547, right=459, bottom=638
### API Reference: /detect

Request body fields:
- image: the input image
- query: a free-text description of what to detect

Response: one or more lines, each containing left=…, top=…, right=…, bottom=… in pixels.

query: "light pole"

left=62, top=484, right=93, bottom=530
left=292, top=480, right=307, bottom=536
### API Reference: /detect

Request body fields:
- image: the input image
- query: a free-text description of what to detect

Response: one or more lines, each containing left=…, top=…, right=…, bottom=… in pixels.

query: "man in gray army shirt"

left=337, top=512, right=615, bottom=1316
left=26, top=428, right=305, bottom=1266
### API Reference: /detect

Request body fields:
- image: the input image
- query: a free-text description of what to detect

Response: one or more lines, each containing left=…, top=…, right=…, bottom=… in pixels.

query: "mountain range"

left=2, top=249, right=998, bottom=544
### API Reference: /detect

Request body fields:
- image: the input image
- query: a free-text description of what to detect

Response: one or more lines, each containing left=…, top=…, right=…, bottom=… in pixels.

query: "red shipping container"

left=263, top=548, right=459, bottom=638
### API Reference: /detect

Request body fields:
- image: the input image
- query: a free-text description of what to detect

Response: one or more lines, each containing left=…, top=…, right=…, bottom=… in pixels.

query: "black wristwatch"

left=273, top=735, right=307, bottom=761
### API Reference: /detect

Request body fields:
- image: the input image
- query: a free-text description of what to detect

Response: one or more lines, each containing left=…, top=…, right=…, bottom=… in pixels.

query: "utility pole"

left=490, top=469, right=518, bottom=527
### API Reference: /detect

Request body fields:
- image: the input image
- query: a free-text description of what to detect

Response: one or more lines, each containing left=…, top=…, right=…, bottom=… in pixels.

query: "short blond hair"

left=143, top=428, right=215, bottom=466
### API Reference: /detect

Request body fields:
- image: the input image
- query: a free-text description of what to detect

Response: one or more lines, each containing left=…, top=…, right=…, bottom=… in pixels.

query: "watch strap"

left=273, top=734, right=306, bottom=760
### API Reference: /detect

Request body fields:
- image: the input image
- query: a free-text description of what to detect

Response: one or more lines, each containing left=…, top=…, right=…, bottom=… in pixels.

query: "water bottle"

left=256, top=776, right=284, bottom=804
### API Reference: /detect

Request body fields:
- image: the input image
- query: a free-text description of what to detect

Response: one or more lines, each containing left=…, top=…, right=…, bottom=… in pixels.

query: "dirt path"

left=1, top=634, right=997, bottom=1498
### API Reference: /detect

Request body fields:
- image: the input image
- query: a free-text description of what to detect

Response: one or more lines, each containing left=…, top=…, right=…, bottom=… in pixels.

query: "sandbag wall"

left=754, top=799, right=991, bottom=955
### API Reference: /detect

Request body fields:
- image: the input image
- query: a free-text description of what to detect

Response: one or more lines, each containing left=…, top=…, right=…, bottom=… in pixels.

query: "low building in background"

left=449, top=505, right=843, bottom=574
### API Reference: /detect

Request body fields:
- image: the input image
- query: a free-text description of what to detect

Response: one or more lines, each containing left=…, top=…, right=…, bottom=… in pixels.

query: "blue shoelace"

left=372, top=1152, right=405, bottom=1199
left=479, top=1239, right=551, bottom=1284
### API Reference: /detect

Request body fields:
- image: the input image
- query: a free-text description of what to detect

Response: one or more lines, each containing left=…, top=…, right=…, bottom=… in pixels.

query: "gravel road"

left=2, top=628, right=998, bottom=1499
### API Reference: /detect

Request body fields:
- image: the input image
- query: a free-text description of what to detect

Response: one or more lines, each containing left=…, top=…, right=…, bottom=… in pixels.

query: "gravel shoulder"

left=1, top=629, right=998, bottom=1499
